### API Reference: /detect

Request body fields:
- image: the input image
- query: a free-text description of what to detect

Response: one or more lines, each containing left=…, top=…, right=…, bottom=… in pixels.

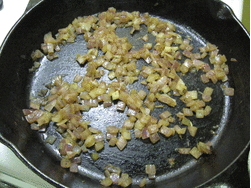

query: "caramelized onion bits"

left=138, top=178, right=147, bottom=187
left=91, top=152, right=100, bottom=161
left=23, top=109, right=43, bottom=123
left=189, top=147, right=203, bottom=159
left=69, top=163, right=79, bottom=173
left=60, top=157, right=71, bottom=168
left=100, top=177, right=113, bottom=187
left=176, top=148, right=191, bottom=155
left=117, top=101, right=126, bottom=111
left=156, top=93, right=177, bottom=107
left=116, top=136, right=128, bottom=150
left=24, top=7, right=235, bottom=186
left=31, top=49, right=44, bottom=61
left=202, top=87, right=214, bottom=102
left=145, top=164, right=156, bottom=179
left=102, top=164, right=132, bottom=187
left=223, top=87, right=235, bottom=96
left=177, top=141, right=212, bottom=159
left=45, top=135, right=57, bottom=145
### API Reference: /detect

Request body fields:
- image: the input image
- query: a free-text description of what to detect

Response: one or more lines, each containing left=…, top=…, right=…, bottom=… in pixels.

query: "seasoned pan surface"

left=0, top=0, right=249, bottom=188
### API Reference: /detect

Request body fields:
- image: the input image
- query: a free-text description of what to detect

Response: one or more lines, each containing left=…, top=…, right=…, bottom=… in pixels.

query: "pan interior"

left=27, top=14, right=229, bottom=185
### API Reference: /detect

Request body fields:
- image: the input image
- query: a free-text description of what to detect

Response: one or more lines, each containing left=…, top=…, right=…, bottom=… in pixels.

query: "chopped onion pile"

left=101, top=164, right=132, bottom=187
left=177, top=142, right=212, bottom=159
left=25, top=7, right=235, bottom=186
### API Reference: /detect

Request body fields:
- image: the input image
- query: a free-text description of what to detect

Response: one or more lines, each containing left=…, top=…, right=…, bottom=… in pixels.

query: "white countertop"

left=0, top=0, right=55, bottom=187
left=0, top=0, right=29, bottom=45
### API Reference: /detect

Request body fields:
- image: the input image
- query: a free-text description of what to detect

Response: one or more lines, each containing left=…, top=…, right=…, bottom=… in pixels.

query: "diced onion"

left=223, top=87, right=234, bottom=96
left=116, top=136, right=127, bottom=150
left=177, top=148, right=191, bottom=154
left=100, top=177, right=113, bottom=187
left=24, top=7, right=233, bottom=185
left=138, top=178, right=147, bottom=187
left=189, top=147, right=203, bottom=159
left=45, top=135, right=57, bottom=144
left=69, top=163, right=79, bottom=173
left=145, top=164, right=156, bottom=179
left=91, top=152, right=100, bottom=161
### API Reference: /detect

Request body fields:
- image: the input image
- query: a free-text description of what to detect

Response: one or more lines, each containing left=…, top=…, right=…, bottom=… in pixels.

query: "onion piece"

left=61, top=158, right=71, bottom=168
left=174, top=125, right=186, bottom=135
left=110, top=173, right=120, bottom=184
left=105, top=164, right=122, bottom=174
left=122, top=119, right=134, bottom=130
left=175, top=78, right=187, bottom=95
left=100, top=177, right=113, bottom=187
left=116, top=136, right=127, bottom=150
left=197, top=142, right=212, bottom=154
left=147, top=124, right=159, bottom=134
left=159, top=126, right=175, bottom=137
left=182, top=108, right=193, bottom=116
left=106, top=126, right=119, bottom=134
left=156, top=93, right=177, bottom=107
left=118, top=173, right=132, bottom=187
left=94, top=133, right=105, bottom=142
left=30, top=123, right=41, bottom=130
left=117, top=101, right=126, bottom=111
left=142, top=128, right=150, bottom=139
left=84, top=135, right=95, bottom=148
left=138, top=178, right=147, bottom=187
left=71, top=156, right=82, bottom=164
left=201, top=74, right=210, bottom=83
left=134, top=129, right=142, bottom=138
left=204, top=105, right=212, bottom=116
left=177, top=148, right=191, bottom=154
left=45, top=135, right=57, bottom=144
left=188, top=126, right=198, bottom=137
left=108, top=136, right=118, bottom=146
left=189, top=147, right=202, bottom=159
left=91, top=152, right=99, bottom=161
left=195, top=109, right=205, bottom=118
left=31, top=49, right=44, bottom=61
left=223, top=87, right=234, bottom=96
left=22, top=109, right=35, bottom=116
left=126, top=108, right=138, bottom=117
left=181, top=117, right=193, bottom=126
left=159, top=110, right=171, bottom=119
left=69, top=163, right=79, bottom=173
left=168, top=158, right=175, bottom=168
left=149, top=133, right=160, bottom=144
left=193, top=59, right=205, bottom=69
left=25, top=110, right=44, bottom=123
left=95, top=141, right=104, bottom=151
left=120, top=129, right=131, bottom=140
left=142, top=34, right=149, bottom=42
left=145, top=164, right=156, bottom=179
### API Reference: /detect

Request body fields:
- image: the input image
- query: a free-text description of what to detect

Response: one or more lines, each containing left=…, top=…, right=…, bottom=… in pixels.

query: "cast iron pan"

left=0, top=0, right=249, bottom=187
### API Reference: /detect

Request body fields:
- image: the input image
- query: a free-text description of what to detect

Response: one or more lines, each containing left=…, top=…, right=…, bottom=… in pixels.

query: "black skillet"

left=0, top=0, right=249, bottom=187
